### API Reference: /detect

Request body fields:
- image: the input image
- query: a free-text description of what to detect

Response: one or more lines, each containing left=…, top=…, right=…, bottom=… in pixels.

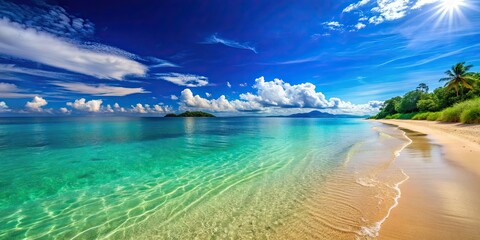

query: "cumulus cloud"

left=63, top=99, right=171, bottom=114
left=203, top=34, right=257, bottom=53
left=245, top=77, right=382, bottom=114
left=179, top=77, right=382, bottom=115
left=343, top=0, right=372, bottom=13
left=0, top=18, right=147, bottom=80
left=0, top=101, right=9, bottom=112
left=355, top=22, right=367, bottom=30
left=130, top=103, right=171, bottom=114
left=171, top=95, right=179, bottom=100
left=205, top=92, right=212, bottom=97
left=155, top=73, right=209, bottom=87
left=59, top=107, right=71, bottom=114
left=25, top=96, right=48, bottom=112
left=53, top=82, right=148, bottom=96
left=227, top=81, right=232, bottom=88
left=66, top=98, right=103, bottom=112
left=238, top=77, right=339, bottom=108
left=180, top=89, right=262, bottom=112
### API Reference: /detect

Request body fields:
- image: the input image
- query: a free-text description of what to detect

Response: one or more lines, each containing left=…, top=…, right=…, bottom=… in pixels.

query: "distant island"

left=164, top=111, right=215, bottom=118
left=271, top=110, right=368, bottom=118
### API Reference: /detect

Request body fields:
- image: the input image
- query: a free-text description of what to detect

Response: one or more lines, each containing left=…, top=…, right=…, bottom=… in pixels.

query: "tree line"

left=372, top=62, right=480, bottom=124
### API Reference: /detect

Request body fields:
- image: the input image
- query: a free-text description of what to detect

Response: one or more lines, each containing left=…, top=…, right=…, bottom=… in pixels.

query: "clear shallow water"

left=0, top=117, right=409, bottom=239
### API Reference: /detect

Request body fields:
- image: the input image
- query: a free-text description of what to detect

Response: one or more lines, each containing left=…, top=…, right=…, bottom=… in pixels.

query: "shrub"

left=426, top=112, right=441, bottom=121
left=412, top=112, right=429, bottom=120
left=397, top=112, right=417, bottom=119
left=385, top=114, right=396, bottom=119
left=439, top=98, right=480, bottom=123
left=460, top=108, right=480, bottom=124
left=440, top=107, right=462, bottom=122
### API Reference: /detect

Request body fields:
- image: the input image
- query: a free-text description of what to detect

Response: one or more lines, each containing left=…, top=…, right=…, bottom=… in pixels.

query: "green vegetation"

left=164, top=111, right=215, bottom=118
left=372, top=62, right=480, bottom=124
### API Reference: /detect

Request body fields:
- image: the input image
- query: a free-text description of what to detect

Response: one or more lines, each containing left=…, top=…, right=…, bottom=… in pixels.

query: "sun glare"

left=431, top=0, right=471, bottom=29
left=441, top=0, right=464, bottom=12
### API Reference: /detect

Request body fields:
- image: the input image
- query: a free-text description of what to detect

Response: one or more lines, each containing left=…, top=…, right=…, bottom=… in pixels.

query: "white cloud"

left=170, top=95, right=179, bottom=100
left=104, top=104, right=114, bottom=113
left=130, top=103, right=171, bottom=114
left=355, top=22, right=367, bottom=30
left=0, top=82, right=19, bottom=92
left=0, top=1, right=94, bottom=38
left=0, top=101, right=9, bottom=112
left=0, top=18, right=147, bottom=80
left=146, top=57, right=179, bottom=68
left=341, top=0, right=419, bottom=27
left=130, top=103, right=147, bottom=114
left=343, top=0, right=372, bottom=13
left=203, top=34, right=257, bottom=53
left=0, top=64, right=75, bottom=80
left=227, top=81, right=232, bottom=88
left=411, top=0, right=439, bottom=9
left=180, top=89, right=262, bottom=112
left=25, top=96, right=47, bottom=112
left=155, top=73, right=208, bottom=87
left=239, top=77, right=337, bottom=108
left=52, top=82, right=148, bottom=96
left=65, top=100, right=171, bottom=114
left=371, top=0, right=410, bottom=22
left=323, top=21, right=344, bottom=31
left=67, top=98, right=103, bottom=112
left=311, top=33, right=331, bottom=40
left=369, top=16, right=386, bottom=24
left=239, top=83, right=248, bottom=87
left=205, top=92, right=212, bottom=97
left=59, top=107, right=71, bottom=114
left=178, top=77, right=382, bottom=115
left=0, top=82, right=35, bottom=98
left=114, top=103, right=127, bottom=112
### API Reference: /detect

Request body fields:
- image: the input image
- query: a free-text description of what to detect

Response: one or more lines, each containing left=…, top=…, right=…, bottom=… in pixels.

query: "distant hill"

left=274, top=110, right=368, bottom=118
left=165, top=111, right=215, bottom=118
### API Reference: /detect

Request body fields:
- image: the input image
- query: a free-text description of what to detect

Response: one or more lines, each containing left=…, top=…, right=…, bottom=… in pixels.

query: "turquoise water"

left=0, top=117, right=406, bottom=239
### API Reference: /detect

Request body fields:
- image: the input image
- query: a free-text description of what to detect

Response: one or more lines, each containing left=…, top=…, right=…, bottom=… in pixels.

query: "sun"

left=430, top=0, right=471, bottom=29
left=440, top=0, right=465, bottom=12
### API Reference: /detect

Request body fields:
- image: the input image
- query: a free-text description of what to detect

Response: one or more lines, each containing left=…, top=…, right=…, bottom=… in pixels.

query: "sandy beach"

left=374, top=120, right=480, bottom=239
left=376, top=120, right=480, bottom=177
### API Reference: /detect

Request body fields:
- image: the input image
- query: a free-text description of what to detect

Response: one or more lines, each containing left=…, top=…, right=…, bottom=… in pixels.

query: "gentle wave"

left=357, top=127, right=413, bottom=239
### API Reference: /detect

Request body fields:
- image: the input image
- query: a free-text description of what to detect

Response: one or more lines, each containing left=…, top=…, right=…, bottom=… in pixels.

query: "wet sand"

left=375, top=120, right=480, bottom=177
left=374, top=120, right=480, bottom=239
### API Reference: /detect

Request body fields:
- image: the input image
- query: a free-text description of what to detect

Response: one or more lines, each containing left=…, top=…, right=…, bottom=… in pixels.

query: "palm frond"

left=444, top=70, right=455, bottom=77
left=464, top=64, right=474, bottom=72
left=461, top=80, right=474, bottom=90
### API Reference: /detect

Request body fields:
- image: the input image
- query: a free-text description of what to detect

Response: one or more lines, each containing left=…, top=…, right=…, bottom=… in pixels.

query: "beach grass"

left=379, top=98, right=480, bottom=124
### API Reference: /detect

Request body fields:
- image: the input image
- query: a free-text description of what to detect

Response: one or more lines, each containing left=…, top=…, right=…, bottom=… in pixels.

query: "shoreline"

left=372, top=119, right=480, bottom=239
left=373, top=119, right=480, bottom=177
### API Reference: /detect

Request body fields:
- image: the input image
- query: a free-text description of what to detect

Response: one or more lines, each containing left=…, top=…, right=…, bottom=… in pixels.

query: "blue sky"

left=0, top=0, right=479, bottom=116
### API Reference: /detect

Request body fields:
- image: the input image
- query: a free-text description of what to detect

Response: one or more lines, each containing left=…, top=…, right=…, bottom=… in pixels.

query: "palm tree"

left=440, top=62, right=475, bottom=97
left=416, top=83, right=429, bottom=93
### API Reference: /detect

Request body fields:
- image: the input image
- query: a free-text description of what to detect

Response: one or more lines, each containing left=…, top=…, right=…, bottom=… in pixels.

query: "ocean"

left=0, top=117, right=410, bottom=239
